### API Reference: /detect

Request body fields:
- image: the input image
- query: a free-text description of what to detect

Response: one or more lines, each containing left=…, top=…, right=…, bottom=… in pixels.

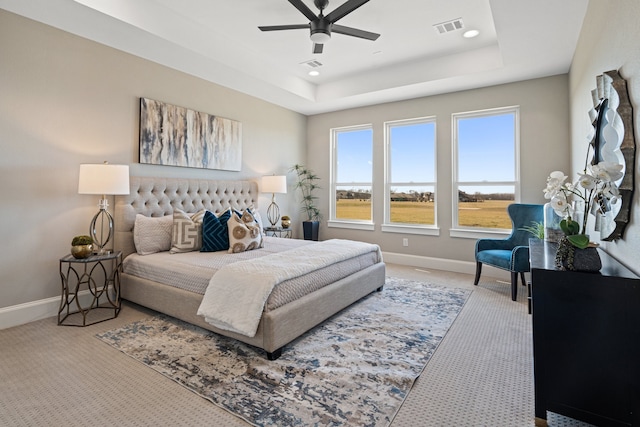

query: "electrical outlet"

left=402, top=238, right=409, bottom=247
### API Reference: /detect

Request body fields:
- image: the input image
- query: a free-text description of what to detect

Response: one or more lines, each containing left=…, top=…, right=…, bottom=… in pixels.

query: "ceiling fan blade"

left=313, top=43, right=324, bottom=54
left=288, top=0, right=318, bottom=22
left=325, top=0, right=370, bottom=23
left=259, top=24, right=309, bottom=32
left=332, top=24, right=380, bottom=40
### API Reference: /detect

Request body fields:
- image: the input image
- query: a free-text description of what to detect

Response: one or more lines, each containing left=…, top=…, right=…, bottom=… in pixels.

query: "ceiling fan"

left=258, top=0, right=380, bottom=54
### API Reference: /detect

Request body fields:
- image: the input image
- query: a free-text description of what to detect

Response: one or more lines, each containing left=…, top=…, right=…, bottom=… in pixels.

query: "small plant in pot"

left=291, top=164, right=321, bottom=241
left=71, top=235, right=93, bottom=259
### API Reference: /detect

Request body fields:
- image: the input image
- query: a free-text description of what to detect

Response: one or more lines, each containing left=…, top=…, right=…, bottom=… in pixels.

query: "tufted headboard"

left=114, top=176, right=259, bottom=258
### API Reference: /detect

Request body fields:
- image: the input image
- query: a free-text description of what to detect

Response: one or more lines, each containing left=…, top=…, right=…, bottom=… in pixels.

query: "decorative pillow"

left=228, top=210, right=264, bottom=253
left=201, top=209, right=232, bottom=252
left=235, top=205, right=264, bottom=235
left=133, top=214, right=173, bottom=255
left=247, top=206, right=265, bottom=233
left=170, top=209, right=205, bottom=254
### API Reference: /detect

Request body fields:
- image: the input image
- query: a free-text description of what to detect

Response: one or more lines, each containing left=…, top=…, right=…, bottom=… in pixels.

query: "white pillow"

left=228, top=211, right=264, bottom=253
left=133, top=214, right=173, bottom=255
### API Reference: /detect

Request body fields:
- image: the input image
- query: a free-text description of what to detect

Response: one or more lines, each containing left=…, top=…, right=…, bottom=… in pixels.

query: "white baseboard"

left=381, top=251, right=511, bottom=281
left=0, top=289, right=103, bottom=330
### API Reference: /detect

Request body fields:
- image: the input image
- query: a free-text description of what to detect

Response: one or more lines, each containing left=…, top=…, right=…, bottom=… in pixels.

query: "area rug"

left=97, top=277, right=470, bottom=427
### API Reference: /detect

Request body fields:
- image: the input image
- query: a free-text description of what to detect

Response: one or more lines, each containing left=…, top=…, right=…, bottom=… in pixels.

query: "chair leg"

left=473, top=262, right=483, bottom=286
left=520, top=272, right=527, bottom=287
left=511, top=271, right=518, bottom=301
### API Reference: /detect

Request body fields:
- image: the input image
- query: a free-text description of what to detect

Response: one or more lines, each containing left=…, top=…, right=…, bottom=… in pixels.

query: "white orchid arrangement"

left=543, top=161, right=623, bottom=249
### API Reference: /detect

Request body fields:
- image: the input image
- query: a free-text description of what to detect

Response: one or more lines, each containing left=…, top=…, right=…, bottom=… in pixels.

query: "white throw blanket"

left=197, top=239, right=382, bottom=337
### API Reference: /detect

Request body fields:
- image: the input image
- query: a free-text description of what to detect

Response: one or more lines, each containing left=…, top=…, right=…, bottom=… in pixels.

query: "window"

left=330, top=125, right=374, bottom=229
left=383, top=117, right=437, bottom=235
left=452, top=107, right=519, bottom=233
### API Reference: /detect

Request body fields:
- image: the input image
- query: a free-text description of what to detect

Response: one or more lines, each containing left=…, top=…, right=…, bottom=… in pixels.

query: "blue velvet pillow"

left=201, top=209, right=232, bottom=252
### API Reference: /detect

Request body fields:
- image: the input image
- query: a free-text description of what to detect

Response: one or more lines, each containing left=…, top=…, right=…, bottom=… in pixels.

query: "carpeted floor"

left=0, top=264, right=593, bottom=426
left=97, top=278, right=470, bottom=427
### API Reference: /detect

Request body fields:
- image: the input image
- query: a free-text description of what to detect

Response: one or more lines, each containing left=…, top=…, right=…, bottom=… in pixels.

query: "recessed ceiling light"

left=463, top=29, right=479, bottom=38
left=309, top=70, right=320, bottom=76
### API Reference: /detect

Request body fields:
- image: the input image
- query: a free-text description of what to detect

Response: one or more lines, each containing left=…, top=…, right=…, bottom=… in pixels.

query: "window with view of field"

left=331, top=125, right=373, bottom=223
left=385, top=117, right=436, bottom=227
left=453, top=107, right=519, bottom=230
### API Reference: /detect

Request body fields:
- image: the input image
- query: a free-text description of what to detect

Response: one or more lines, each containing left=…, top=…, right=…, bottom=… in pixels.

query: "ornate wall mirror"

left=587, top=70, right=636, bottom=241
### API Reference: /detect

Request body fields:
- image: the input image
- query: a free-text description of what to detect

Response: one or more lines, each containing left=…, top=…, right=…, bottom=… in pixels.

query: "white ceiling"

left=0, top=0, right=588, bottom=115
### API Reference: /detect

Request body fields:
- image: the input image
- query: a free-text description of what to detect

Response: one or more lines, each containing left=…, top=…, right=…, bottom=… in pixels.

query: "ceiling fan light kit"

left=259, top=0, right=380, bottom=54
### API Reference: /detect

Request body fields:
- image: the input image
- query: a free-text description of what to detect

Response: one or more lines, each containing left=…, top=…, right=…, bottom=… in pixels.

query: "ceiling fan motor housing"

left=310, top=18, right=332, bottom=43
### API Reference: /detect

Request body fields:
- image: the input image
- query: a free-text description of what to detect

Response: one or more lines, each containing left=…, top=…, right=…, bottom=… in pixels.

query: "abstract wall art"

left=139, top=98, right=242, bottom=171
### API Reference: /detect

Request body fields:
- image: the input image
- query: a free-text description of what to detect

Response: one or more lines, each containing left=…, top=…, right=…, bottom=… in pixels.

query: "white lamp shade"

left=261, top=175, right=287, bottom=194
left=78, top=163, right=130, bottom=195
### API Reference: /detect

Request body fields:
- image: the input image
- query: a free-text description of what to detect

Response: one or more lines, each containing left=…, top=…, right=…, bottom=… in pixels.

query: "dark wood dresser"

left=529, top=239, right=640, bottom=426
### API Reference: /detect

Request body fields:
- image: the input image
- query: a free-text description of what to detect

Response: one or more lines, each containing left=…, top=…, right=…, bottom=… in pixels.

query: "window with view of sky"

left=331, top=125, right=373, bottom=222
left=330, top=106, right=519, bottom=232
left=453, top=107, right=519, bottom=230
left=385, top=118, right=436, bottom=226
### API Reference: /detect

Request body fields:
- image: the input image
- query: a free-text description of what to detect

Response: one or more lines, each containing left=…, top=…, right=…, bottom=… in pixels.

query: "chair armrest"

left=475, top=238, right=513, bottom=254
left=511, top=245, right=531, bottom=272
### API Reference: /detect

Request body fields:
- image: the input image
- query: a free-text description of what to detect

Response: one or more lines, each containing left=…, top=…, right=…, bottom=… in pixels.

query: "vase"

left=281, top=218, right=291, bottom=229
left=554, top=237, right=601, bottom=272
left=71, top=244, right=93, bottom=259
left=544, top=202, right=563, bottom=243
left=303, top=220, right=319, bottom=241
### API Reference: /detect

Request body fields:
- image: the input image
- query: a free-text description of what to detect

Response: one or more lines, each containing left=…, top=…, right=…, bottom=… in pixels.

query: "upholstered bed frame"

left=114, top=176, right=386, bottom=359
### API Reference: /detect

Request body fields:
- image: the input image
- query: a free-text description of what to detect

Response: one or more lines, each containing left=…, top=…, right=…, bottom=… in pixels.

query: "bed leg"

left=376, top=285, right=384, bottom=292
left=267, top=348, right=282, bottom=361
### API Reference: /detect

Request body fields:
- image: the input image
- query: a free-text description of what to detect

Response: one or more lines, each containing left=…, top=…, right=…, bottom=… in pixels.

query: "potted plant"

left=291, top=164, right=322, bottom=241
left=71, top=235, right=93, bottom=259
left=543, top=162, right=623, bottom=271
left=520, top=221, right=544, bottom=240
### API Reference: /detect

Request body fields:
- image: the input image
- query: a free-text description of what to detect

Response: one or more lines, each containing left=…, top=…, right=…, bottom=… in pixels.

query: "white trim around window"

left=451, top=106, right=520, bottom=238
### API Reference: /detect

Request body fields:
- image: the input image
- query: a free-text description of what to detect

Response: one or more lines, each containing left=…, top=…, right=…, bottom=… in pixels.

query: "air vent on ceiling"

left=300, top=59, right=323, bottom=68
left=433, top=18, right=464, bottom=35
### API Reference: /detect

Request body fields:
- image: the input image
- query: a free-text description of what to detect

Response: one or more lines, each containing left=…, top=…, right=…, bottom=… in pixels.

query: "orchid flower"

left=543, top=161, right=623, bottom=249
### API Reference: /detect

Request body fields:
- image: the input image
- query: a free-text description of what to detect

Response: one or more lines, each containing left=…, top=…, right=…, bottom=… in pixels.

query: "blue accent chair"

left=473, top=203, right=544, bottom=301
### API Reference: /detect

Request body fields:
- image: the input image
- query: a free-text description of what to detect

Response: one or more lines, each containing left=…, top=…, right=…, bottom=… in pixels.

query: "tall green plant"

left=291, top=164, right=322, bottom=221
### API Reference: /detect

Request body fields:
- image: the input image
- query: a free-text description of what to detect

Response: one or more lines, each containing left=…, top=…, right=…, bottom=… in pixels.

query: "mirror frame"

left=589, top=70, right=636, bottom=241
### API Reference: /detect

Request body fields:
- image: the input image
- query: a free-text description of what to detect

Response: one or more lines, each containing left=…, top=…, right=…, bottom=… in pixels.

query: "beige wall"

left=569, top=0, right=640, bottom=274
left=0, top=10, right=306, bottom=309
left=306, top=75, right=571, bottom=265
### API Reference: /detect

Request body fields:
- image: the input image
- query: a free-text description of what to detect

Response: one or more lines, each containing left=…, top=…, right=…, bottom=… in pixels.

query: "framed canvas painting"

left=139, top=98, right=242, bottom=171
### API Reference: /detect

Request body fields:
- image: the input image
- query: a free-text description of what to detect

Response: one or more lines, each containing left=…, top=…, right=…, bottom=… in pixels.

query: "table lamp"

left=261, top=175, right=287, bottom=227
left=78, top=162, right=130, bottom=254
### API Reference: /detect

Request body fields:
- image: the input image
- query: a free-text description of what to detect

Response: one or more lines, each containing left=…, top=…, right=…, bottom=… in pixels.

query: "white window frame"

left=382, top=116, right=439, bottom=236
left=328, top=124, right=375, bottom=231
left=450, top=106, right=521, bottom=239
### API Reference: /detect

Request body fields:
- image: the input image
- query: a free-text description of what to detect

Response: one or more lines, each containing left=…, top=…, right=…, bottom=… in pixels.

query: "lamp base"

left=267, top=201, right=280, bottom=227
left=90, top=198, right=114, bottom=253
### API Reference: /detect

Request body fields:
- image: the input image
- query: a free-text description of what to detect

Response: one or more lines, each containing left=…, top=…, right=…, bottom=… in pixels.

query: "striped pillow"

left=170, top=209, right=205, bottom=254
left=201, top=209, right=232, bottom=252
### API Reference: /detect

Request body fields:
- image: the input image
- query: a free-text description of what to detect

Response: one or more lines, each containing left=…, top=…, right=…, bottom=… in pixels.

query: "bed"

left=114, top=177, right=386, bottom=360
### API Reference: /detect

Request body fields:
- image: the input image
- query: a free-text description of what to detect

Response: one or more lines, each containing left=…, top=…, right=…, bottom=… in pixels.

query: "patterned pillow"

left=133, top=214, right=173, bottom=255
left=170, top=209, right=205, bottom=254
left=234, top=206, right=264, bottom=235
left=228, top=210, right=264, bottom=253
left=201, top=209, right=232, bottom=252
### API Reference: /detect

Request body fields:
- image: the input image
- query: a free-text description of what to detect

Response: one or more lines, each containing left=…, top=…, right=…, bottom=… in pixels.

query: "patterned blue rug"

left=97, top=277, right=470, bottom=426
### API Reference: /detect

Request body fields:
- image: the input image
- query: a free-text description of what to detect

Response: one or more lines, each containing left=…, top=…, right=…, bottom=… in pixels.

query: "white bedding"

left=197, top=239, right=382, bottom=337
left=122, top=236, right=312, bottom=294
